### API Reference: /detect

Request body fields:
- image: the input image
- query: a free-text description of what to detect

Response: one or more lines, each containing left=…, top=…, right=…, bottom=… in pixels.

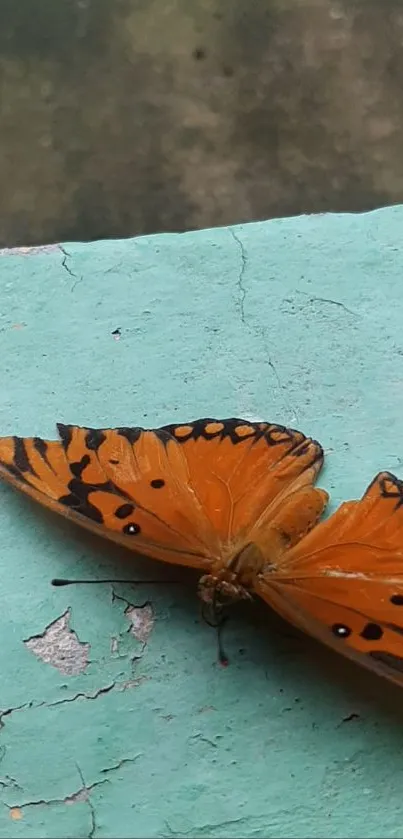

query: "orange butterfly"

left=1, top=417, right=403, bottom=686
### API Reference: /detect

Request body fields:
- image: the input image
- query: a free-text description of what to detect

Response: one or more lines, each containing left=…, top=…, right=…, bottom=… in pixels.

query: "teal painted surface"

left=1, top=208, right=403, bottom=837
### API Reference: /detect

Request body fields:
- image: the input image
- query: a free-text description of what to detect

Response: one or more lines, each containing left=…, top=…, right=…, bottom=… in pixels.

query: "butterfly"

left=1, top=417, right=403, bottom=686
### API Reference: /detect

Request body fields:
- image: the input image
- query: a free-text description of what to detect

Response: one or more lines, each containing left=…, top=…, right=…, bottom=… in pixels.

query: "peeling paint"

left=24, top=609, right=89, bottom=675
left=0, top=775, right=22, bottom=792
left=111, top=588, right=155, bottom=651
left=125, top=603, right=154, bottom=644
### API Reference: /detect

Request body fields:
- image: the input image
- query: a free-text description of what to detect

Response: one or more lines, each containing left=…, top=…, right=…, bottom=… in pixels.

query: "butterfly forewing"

left=0, top=417, right=324, bottom=570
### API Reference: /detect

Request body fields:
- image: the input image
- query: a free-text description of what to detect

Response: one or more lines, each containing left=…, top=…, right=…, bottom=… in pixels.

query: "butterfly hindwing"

left=256, top=471, right=403, bottom=685
left=0, top=418, right=324, bottom=570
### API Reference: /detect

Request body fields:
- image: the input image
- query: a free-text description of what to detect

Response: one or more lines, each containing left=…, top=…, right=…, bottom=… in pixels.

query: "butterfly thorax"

left=198, top=542, right=269, bottom=606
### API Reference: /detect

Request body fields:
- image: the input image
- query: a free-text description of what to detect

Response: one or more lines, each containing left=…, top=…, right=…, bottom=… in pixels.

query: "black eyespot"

left=150, top=479, right=165, bottom=489
left=115, top=503, right=135, bottom=519
left=123, top=522, right=141, bottom=535
left=332, top=623, right=351, bottom=639
left=390, top=594, right=403, bottom=606
left=109, top=459, right=119, bottom=465
left=360, top=622, right=383, bottom=641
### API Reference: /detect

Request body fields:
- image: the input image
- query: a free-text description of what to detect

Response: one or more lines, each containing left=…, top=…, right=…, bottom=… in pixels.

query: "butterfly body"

left=2, top=417, right=403, bottom=686
left=198, top=543, right=264, bottom=606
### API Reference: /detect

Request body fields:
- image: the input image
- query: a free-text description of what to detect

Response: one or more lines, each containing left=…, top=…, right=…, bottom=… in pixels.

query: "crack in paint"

left=228, top=227, right=297, bottom=421
left=294, top=290, right=360, bottom=318
left=48, top=678, right=148, bottom=705
left=48, top=682, right=116, bottom=707
left=75, top=764, right=97, bottom=839
left=164, top=814, right=270, bottom=837
left=59, top=245, right=83, bottom=292
left=0, top=702, right=33, bottom=729
left=253, top=323, right=297, bottom=421
left=6, top=774, right=107, bottom=814
left=229, top=228, right=247, bottom=324
left=0, top=677, right=148, bottom=730
left=189, top=733, right=217, bottom=748
left=100, top=754, right=142, bottom=774
left=5, top=754, right=143, bottom=834
left=59, top=246, right=76, bottom=278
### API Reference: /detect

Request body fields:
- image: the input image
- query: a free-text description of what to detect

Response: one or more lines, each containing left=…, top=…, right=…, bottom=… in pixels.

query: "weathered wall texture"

left=2, top=206, right=403, bottom=837
left=1, top=0, right=403, bottom=245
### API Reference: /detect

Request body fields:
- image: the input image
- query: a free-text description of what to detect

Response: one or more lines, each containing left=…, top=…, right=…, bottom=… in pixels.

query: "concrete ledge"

left=1, top=206, right=403, bottom=837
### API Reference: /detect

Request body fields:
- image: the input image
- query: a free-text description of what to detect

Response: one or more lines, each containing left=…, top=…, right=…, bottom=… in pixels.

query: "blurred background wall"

left=1, top=0, right=403, bottom=246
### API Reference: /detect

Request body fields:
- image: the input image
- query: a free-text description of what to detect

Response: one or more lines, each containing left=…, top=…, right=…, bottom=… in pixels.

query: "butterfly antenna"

left=51, top=578, right=181, bottom=586
left=213, top=587, right=229, bottom=667
left=216, top=617, right=229, bottom=667
left=200, top=589, right=229, bottom=667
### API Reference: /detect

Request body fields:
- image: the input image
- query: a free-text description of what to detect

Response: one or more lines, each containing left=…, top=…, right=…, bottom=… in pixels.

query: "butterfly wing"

left=255, top=471, right=403, bottom=685
left=0, top=418, right=325, bottom=570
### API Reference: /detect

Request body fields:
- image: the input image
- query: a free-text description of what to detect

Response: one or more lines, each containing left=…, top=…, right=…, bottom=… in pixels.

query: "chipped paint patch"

left=125, top=603, right=154, bottom=644
left=24, top=609, right=89, bottom=675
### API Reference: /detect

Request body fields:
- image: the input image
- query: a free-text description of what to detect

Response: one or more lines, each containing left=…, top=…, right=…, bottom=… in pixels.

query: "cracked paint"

left=24, top=609, right=89, bottom=675
left=293, top=290, right=360, bottom=319
left=111, top=588, right=155, bottom=651
left=6, top=764, right=106, bottom=834
left=229, top=228, right=247, bottom=324
left=0, top=702, right=31, bottom=729
left=76, top=765, right=97, bottom=839
left=48, top=682, right=116, bottom=707
left=6, top=755, right=143, bottom=826
left=59, top=244, right=83, bottom=291
left=0, top=677, right=149, bottom=734
left=229, top=226, right=297, bottom=421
